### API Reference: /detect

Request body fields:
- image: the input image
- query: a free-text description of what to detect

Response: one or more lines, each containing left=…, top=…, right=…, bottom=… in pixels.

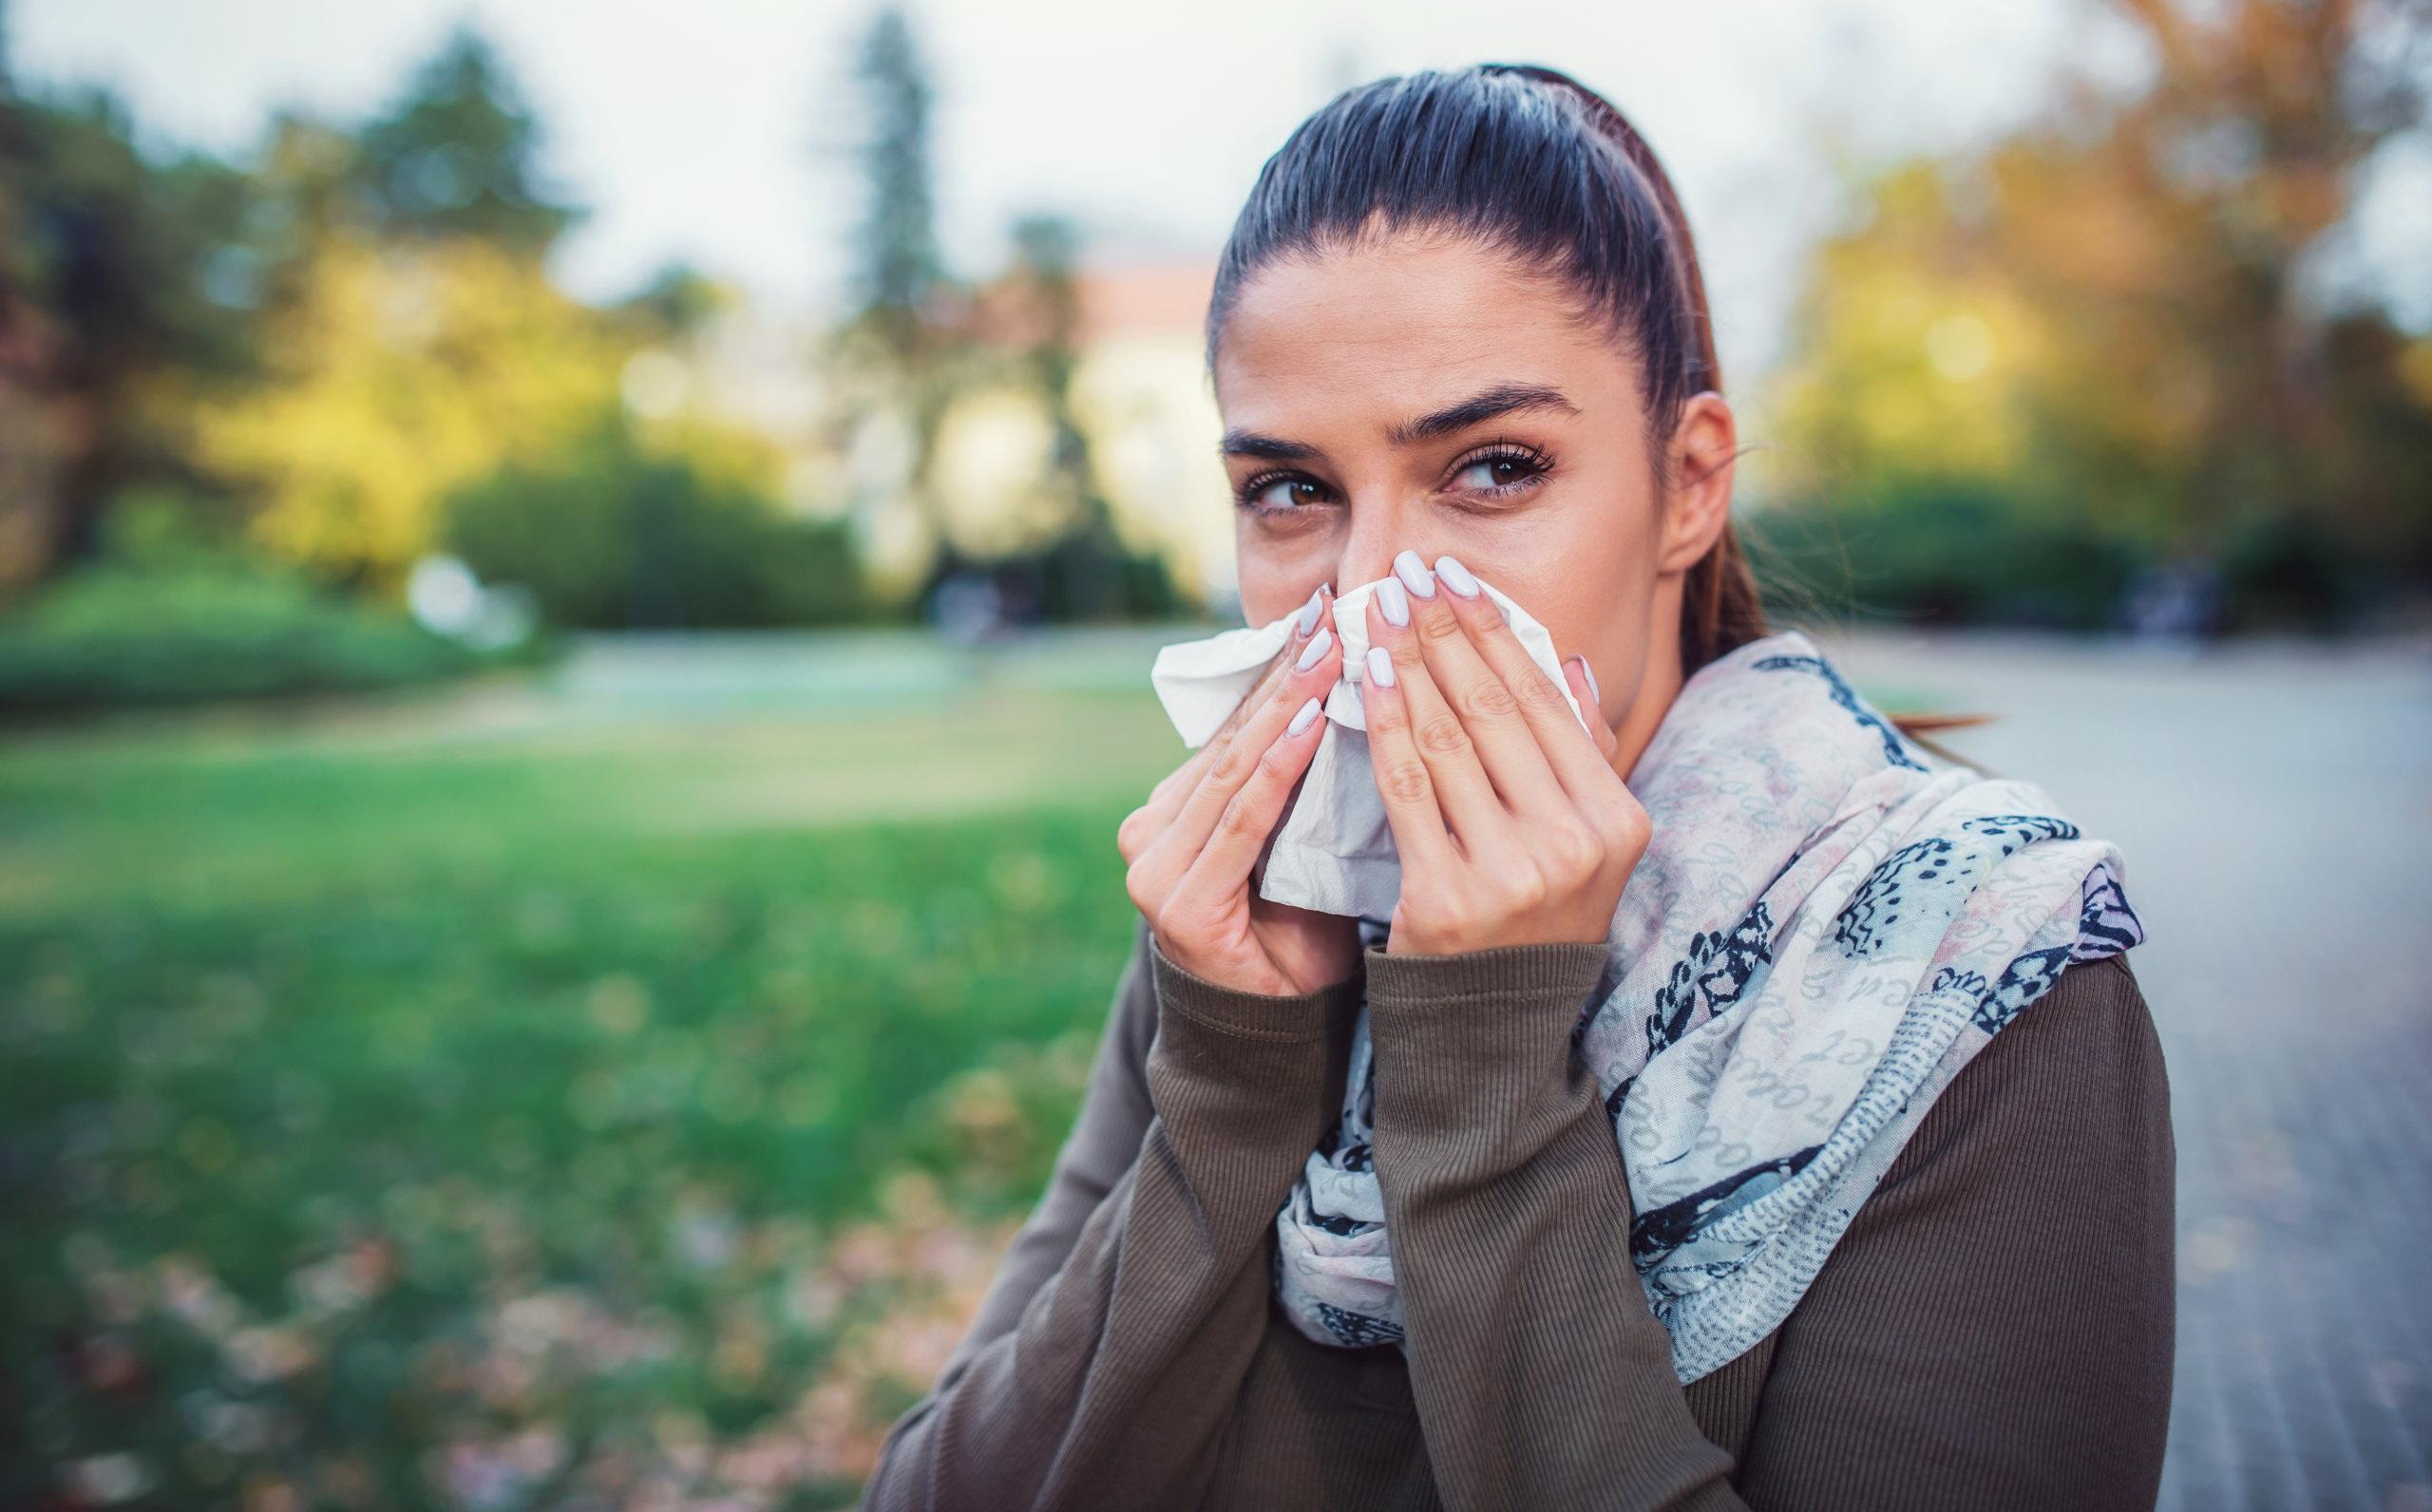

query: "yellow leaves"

left=1923, top=312, right=1997, bottom=382
left=193, top=235, right=634, bottom=593
left=1766, top=234, right=2043, bottom=489
left=631, top=407, right=788, bottom=502
left=1764, top=128, right=2230, bottom=522
left=2399, top=335, right=2432, bottom=411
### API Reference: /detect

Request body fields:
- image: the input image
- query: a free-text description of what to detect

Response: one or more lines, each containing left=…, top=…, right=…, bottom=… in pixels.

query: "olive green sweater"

left=861, top=917, right=2175, bottom=1510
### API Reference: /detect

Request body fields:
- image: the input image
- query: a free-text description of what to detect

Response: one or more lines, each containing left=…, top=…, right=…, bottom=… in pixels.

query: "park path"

left=1817, top=628, right=2432, bottom=1512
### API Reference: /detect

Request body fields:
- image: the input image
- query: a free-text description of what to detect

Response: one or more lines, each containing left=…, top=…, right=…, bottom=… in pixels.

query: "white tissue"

left=1148, top=572, right=1590, bottom=919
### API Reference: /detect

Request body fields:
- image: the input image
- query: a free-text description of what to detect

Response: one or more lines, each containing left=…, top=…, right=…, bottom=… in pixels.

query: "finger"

left=1424, top=549, right=1616, bottom=803
left=1148, top=582, right=1328, bottom=811
left=1204, top=589, right=1316, bottom=745
left=1563, top=654, right=1621, bottom=766
left=1130, top=623, right=1320, bottom=880
left=1369, top=558, right=1515, bottom=844
left=1168, top=688, right=1330, bottom=919
left=1145, top=673, right=1270, bottom=819
left=1204, top=581, right=1333, bottom=751
left=1356, top=592, right=1477, bottom=876
left=1159, top=623, right=1342, bottom=870
left=1407, top=552, right=1574, bottom=820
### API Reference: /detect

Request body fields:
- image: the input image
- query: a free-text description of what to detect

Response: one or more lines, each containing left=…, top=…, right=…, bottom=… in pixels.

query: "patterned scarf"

left=1270, top=629, right=2146, bottom=1383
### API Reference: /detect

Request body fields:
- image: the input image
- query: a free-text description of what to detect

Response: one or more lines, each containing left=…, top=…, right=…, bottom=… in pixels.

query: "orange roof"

left=945, top=256, right=1217, bottom=350
left=1074, top=259, right=1217, bottom=344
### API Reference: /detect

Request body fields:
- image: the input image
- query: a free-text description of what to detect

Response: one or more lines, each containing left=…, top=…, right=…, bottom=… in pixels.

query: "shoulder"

left=1741, top=950, right=2178, bottom=1506
left=1977, top=951, right=2162, bottom=1087
left=1972, top=951, right=2165, bottom=1111
left=1877, top=951, right=2173, bottom=1209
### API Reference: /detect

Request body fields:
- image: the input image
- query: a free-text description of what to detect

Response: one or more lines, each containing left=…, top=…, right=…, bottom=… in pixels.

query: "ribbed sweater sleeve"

left=1361, top=941, right=1745, bottom=1512
left=1728, top=950, right=2176, bottom=1510
left=1362, top=941, right=2174, bottom=1512
left=857, top=922, right=1362, bottom=1512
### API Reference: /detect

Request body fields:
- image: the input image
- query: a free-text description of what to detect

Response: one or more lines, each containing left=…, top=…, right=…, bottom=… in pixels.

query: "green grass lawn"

left=0, top=643, right=1189, bottom=1509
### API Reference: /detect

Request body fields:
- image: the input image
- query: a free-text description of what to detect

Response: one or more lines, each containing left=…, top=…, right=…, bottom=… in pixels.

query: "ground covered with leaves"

left=1, top=670, right=1177, bottom=1509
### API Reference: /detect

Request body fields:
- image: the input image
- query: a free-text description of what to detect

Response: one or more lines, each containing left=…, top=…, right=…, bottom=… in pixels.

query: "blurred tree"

left=0, top=21, right=594, bottom=596
left=1764, top=0, right=2432, bottom=630
left=188, top=233, right=629, bottom=593
left=344, top=26, right=580, bottom=255
left=821, top=5, right=968, bottom=588
left=999, top=212, right=1177, bottom=622
left=0, top=14, right=890, bottom=636
left=0, top=79, right=264, bottom=588
left=179, top=27, right=638, bottom=595
left=443, top=409, right=867, bottom=628
left=613, top=259, right=730, bottom=342
left=843, top=9, right=946, bottom=338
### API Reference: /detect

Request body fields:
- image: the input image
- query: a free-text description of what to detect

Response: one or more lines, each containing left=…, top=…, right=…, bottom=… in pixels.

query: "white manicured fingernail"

left=1366, top=645, right=1396, bottom=688
left=1434, top=554, right=1480, bottom=597
left=1296, top=587, right=1323, bottom=635
left=1287, top=696, right=1322, bottom=735
left=1580, top=656, right=1602, bottom=704
left=1377, top=576, right=1410, bottom=627
left=1393, top=548, right=1436, bottom=598
left=1295, top=626, right=1333, bottom=671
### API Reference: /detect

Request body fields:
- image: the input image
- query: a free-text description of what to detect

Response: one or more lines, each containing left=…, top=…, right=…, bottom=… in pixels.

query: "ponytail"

left=1491, top=65, right=1770, bottom=676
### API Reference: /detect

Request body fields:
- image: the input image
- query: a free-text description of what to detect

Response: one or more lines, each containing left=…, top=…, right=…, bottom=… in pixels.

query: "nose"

left=1332, top=508, right=1421, bottom=598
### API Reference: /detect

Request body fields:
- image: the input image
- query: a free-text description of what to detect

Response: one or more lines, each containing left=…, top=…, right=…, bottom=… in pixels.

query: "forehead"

left=1211, top=234, right=1634, bottom=429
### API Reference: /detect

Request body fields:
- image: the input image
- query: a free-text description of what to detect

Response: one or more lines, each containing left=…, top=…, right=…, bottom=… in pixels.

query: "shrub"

left=443, top=419, right=870, bottom=629
left=1743, top=478, right=2156, bottom=632
left=0, top=556, right=544, bottom=716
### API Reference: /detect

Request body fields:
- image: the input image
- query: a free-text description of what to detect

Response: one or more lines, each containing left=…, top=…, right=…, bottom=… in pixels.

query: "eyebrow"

left=1217, top=382, right=1582, bottom=462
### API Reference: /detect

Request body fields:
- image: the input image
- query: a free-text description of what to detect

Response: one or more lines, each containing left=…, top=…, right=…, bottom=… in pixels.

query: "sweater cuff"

left=1147, top=932, right=1364, bottom=1045
left=1362, top=941, right=1615, bottom=1144
left=1361, top=939, right=1615, bottom=1009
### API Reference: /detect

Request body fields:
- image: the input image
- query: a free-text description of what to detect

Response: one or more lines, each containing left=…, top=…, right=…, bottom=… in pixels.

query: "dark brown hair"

left=1202, top=63, right=1770, bottom=676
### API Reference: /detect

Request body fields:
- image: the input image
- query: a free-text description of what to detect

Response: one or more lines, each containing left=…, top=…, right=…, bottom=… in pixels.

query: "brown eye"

left=1237, top=474, right=1330, bottom=515
left=1449, top=445, right=1551, bottom=499
left=1454, top=457, right=1526, bottom=490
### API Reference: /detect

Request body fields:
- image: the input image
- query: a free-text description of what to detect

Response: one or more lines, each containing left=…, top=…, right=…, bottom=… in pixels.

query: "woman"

left=863, top=64, right=2173, bottom=1511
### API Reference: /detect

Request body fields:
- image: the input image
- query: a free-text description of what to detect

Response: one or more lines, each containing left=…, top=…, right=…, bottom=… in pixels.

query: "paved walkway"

left=1816, top=629, right=2432, bottom=1512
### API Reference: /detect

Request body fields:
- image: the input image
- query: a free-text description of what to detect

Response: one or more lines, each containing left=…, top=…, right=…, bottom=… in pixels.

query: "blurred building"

left=1064, top=258, right=1237, bottom=608
left=917, top=254, right=1235, bottom=611
left=603, top=254, right=1236, bottom=615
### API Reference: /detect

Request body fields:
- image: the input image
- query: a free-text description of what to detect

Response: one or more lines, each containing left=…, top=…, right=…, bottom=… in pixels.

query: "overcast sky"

left=26, top=0, right=2412, bottom=387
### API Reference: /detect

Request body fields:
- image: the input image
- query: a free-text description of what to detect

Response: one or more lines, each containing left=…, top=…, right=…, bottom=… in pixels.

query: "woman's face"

left=1210, top=228, right=1737, bottom=765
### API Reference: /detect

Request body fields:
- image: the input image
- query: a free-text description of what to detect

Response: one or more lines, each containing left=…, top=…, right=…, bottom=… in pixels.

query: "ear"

left=1653, top=392, right=1738, bottom=576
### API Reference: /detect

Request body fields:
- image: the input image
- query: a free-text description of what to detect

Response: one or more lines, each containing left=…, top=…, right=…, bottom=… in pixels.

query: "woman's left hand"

left=1358, top=551, right=1651, bottom=956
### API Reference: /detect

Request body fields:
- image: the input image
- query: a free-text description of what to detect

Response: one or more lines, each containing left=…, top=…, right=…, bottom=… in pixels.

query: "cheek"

left=1235, top=522, right=1340, bottom=626
left=1236, top=556, right=1317, bottom=628
left=1487, top=515, right=1656, bottom=676
left=1490, top=505, right=1646, bottom=618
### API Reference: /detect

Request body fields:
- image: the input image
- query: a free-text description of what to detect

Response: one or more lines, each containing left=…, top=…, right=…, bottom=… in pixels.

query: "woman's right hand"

left=1119, top=585, right=1360, bottom=997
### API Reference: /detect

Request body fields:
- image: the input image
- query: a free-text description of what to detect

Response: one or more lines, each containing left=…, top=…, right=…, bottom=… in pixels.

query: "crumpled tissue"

left=1148, top=572, right=1590, bottom=919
